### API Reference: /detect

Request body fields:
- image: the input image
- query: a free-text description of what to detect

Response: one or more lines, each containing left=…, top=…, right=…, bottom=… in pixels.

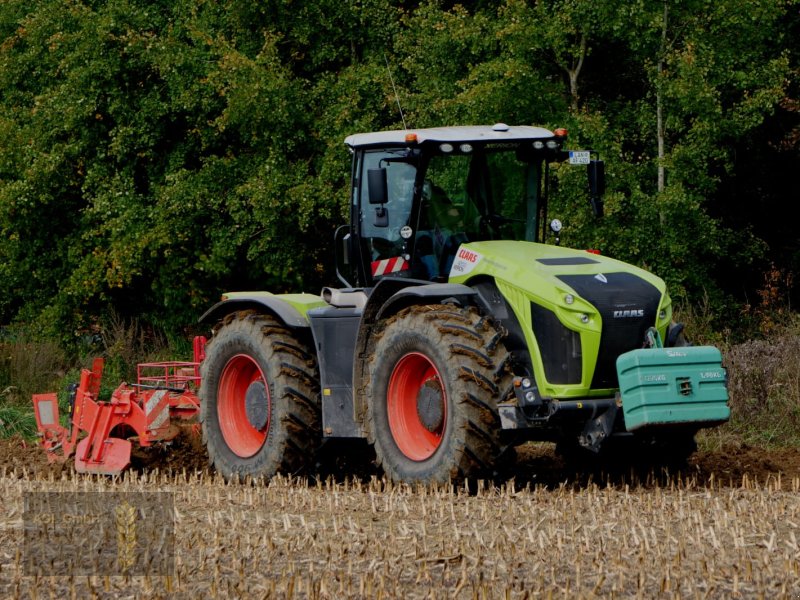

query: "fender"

left=374, top=282, right=488, bottom=321
left=198, top=291, right=327, bottom=328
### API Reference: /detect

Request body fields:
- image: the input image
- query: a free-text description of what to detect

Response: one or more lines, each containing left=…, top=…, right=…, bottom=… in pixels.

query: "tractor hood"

left=448, top=240, right=673, bottom=395
left=448, top=239, right=672, bottom=342
left=448, top=240, right=666, bottom=297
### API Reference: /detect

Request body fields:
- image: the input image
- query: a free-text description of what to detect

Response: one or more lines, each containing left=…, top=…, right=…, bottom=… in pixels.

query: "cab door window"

left=359, top=150, right=416, bottom=264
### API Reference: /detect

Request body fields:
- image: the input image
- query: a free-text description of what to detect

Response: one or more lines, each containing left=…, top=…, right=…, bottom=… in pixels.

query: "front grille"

left=530, top=303, right=582, bottom=385
left=558, top=273, right=661, bottom=389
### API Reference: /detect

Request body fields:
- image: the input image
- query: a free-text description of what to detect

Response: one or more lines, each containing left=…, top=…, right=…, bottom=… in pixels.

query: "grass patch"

left=0, top=337, right=69, bottom=440
left=0, top=312, right=181, bottom=441
left=0, top=401, right=38, bottom=438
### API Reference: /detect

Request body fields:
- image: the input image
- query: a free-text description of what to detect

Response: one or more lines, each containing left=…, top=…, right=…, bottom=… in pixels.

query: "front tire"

left=365, top=305, right=511, bottom=484
left=200, top=312, right=320, bottom=480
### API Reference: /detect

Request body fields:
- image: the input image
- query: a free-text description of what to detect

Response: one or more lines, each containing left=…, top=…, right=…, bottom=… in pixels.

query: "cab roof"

left=344, top=124, right=555, bottom=149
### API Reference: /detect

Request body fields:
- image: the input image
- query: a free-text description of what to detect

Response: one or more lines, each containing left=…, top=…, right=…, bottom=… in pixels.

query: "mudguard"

left=199, top=291, right=327, bottom=328
left=374, top=282, right=485, bottom=321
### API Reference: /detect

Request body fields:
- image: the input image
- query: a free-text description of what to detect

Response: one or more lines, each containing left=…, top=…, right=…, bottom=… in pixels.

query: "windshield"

left=412, top=148, right=541, bottom=278
left=420, top=151, right=539, bottom=237
left=356, top=144, right=544, bottom=282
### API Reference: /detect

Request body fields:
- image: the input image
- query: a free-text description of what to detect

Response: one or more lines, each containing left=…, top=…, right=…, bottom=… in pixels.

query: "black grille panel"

left=530, top=303, right=582, bottom=385
left=558, top=273, right=661, bottom=389
left=537, top=257, right=599, bottom=266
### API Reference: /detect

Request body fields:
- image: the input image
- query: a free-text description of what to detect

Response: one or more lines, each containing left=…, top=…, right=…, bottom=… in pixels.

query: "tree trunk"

left=566, top=34, right=587, bottom=113
left=657, top=1, right=668, bottom=194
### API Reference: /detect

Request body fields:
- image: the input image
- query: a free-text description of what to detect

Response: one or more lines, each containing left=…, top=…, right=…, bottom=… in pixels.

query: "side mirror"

left=367, top=168, right=388, bottom=205
left=588, top=159, right=605, bottom=218
left=339, top=231, right=351, bottom=265
left=588, top=159, right=605, bottom=197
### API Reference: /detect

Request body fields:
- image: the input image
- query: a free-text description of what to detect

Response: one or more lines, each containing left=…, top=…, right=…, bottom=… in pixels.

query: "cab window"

left=359, top=150, right=417, bottom=262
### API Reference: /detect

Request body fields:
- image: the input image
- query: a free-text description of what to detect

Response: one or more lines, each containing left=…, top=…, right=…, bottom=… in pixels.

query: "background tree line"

left=0, top=0, right=798, bottom=345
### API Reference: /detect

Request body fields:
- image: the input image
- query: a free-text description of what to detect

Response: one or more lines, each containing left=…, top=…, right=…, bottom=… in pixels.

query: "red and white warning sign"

left=371, top=256, right=409, bottom=277
left=145, top=389, right=171, bottom=432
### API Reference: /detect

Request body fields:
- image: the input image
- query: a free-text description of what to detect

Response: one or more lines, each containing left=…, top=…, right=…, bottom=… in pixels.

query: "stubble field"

left=1, top=436, right=800, bottom=599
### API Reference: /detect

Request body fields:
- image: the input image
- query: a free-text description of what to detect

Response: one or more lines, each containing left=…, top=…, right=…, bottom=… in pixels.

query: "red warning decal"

left=371, top=256, right=409, bottom=277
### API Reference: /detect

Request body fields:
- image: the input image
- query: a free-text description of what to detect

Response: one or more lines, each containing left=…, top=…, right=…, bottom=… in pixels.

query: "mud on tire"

left=365, top=305, right=512, bottom=484
left=200, top=311, right=320, bottom=480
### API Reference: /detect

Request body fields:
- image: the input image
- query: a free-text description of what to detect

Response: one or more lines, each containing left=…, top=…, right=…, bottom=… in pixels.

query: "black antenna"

left=383, top=53, right=408, bottom=130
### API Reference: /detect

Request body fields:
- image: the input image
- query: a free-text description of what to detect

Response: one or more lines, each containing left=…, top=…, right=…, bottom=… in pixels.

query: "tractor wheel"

left=200, top=311, right=320, bottom=481
left=365, top=305, right=512, bottom=484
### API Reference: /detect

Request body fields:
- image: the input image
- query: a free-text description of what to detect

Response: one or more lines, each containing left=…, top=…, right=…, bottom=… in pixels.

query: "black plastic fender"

left=374, top=282, right=487, bottom=320
left=199, top=295, right=311, bottom=329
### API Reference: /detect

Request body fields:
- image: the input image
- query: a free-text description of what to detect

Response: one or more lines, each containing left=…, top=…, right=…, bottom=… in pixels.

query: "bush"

left=719, top=323, right=800, bottom=447
left=0, top=311, right=187, bottom=439
left=0, top=339, right=67, bottom=402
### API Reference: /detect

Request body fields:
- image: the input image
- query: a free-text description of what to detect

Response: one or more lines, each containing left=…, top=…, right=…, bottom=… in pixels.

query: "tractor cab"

left=337, top=124, right=604, bottom=287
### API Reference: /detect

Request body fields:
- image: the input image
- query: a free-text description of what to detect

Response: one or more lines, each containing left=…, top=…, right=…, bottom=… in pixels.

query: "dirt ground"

left=2, top=431, right=799, bottom=488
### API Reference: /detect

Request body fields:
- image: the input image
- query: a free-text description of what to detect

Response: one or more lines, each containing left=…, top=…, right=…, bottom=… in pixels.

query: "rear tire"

left=365, top=305, right=511, bottom=484
left=200, top=311, right=320, bottom=480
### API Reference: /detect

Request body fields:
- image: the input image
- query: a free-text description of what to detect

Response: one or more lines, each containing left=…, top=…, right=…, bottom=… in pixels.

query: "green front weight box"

left=616, top=346, right=730, bottom=431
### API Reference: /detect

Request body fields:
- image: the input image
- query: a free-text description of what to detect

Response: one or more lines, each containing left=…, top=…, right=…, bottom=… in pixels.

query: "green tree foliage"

left=0, top=0, right=797, bottom=343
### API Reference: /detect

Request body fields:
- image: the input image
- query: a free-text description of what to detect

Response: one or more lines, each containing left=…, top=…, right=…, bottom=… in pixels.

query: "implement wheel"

left=366, top=305, right=512, bottom=484
left=200, top=311, right=320, bottom=480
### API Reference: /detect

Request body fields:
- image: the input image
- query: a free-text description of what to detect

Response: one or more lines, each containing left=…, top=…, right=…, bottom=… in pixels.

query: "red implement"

left=32, top=337, right=206, bottom=475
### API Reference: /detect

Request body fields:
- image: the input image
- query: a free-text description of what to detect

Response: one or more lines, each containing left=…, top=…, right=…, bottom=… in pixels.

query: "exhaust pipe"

left=322, top=287, right=368, bottom=309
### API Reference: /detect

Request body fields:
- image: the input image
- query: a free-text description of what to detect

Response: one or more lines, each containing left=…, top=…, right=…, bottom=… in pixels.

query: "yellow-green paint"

left=222, top=291, right=327, bottom=319
left=449, top=240, right=672, bottom=399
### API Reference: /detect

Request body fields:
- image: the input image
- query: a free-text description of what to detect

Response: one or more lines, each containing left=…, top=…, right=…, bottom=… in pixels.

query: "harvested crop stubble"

left=1, top=469, right=799, bottom=599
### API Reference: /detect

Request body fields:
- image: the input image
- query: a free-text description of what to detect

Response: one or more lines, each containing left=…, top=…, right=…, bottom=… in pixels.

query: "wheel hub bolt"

left=417, top=380, right=444, bottom=433
left=245, top=381, right=269, bottom=430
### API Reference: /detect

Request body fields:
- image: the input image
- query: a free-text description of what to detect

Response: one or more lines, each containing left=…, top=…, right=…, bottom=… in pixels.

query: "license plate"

left=569, top=151, right=590, bottom=165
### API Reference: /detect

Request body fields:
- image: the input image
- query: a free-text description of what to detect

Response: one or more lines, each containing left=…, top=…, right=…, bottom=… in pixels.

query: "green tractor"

left=198, top=124, right=729, bottom=483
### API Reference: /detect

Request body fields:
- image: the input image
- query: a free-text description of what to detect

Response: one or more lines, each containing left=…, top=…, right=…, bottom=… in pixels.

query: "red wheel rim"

left=217, top=354, right=269, bottom=458
left=387, top=352, right=447, bottom=461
